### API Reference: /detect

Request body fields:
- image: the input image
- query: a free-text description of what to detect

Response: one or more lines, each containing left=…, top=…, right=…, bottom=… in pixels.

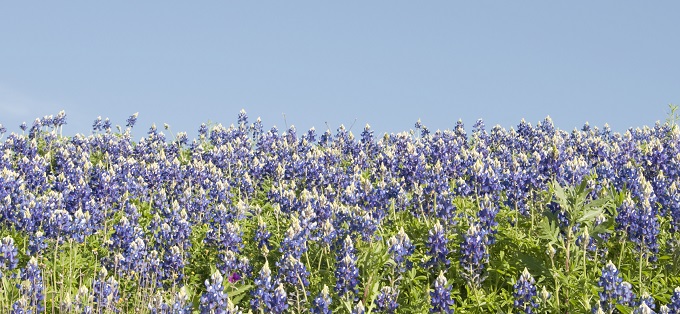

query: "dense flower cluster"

left=1, top=111, right=680, bottom=312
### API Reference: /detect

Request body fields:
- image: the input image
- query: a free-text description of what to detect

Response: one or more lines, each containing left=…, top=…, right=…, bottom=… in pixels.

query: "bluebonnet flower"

left=430, top=271, right=454, bottom=314
left=352, top=212, right=378, bottom=241
left=619, top=281, right=636, bottom=306
left=200, top=270, right=229, bottom=313
left=459, top=223, right=488, bottom=288
left=123, top=237, right=149, bottom=275
left=352, top=301, right=365, bottom=314
left=227, top=301, right=242, bottom=314
left=597, top=261, right=622, bottom=313
left=514, top=268, right=538, bottom=313
left=593, top=305, right=606, bottom=314
left=251, top=262, right=275, bottom=311
left=540, top=286, right=551, bottom=306
left=148, top=291, right=170, bottom=314
left=62, top=285, right=93, bottom=314
left=633, top=302, right=656, bottom=314
left=171, top=286, right=194, bottom=314
left=597, top=261, right=636, bottom=312
left=375, top=286, right=399, bottom=313
left=659, top=305, right=670, bottom=314
left=92, top=267, right=120, bottom=313
left=126, top=112, right=139, bottom=128
left=162, top=245, right=186, bottom=283
left=102, top=117, right=111, bottom=130
left=279, top=216, right=307, bottom=259
left=424, top=221, right=450, bottom=269
left=10, top=297, right=31, bottom=314
left=616, top=186, right=660, bottom=261
left=638, top=292, right=656, bottom=311
left=217, top=250, right=251, bottom=281
left=388, top=227, right=414, bottom=273
left=335, top=236, right=359, bottom=297
left=666, top=287, right=680, bottom=313
left=255, top=217, right=271, bottom=253
left=311, top=285, right=332, bottom=314
left=17, top=257, right=45, bottom=313
left=320, top=219, right=337, bottom=246
left=0, top=236, right=19, bottom=278
left=109, top=216, right=142, bottom=245
left=271, top=283, right=289, bottom=314
left=476, top=195, right=499, bottom=244
left=45, top=208, right=73, bottom=241
left=205, top=210, right=243, bottom=253
left=278, top=254, right=310, bottom=288
left=71, top=209, right=92, bottom=243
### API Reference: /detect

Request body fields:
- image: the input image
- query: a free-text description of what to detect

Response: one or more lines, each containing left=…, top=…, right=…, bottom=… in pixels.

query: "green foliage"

left=3, top=173, right=680, bottom=313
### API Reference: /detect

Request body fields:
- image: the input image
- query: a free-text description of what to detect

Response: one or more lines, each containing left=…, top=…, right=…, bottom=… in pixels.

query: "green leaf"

left=537, top=216, right=559, bottom=242
left=553, top=182, right=567, bottom=204
left=228, top=284, right=253, bottom=304
left=577, top=207, right=604, bottom=223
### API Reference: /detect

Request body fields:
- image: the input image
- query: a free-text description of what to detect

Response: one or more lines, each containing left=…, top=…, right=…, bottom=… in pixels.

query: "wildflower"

left=424, top=221, right=450, bottom=269
left=667, top=287, right=680, bottom=313
left=251, top=262, right=275, bottom=311
left=171, top=286, right=193, bottom=314
left=271, top=284, right=289, bottom=314
left=540, top=286, right=551, bottom=305
left=10, top=297, right=31, bottom=314
left=633, top=302, right=655, bottom=314
left=430, top=271, right=454, bottom=314
left=0, top=236, right=19, bottom=278
left=278, top=254, right=310, bottom=288
left=17, top=257, right=45, bottom=313
left=311, top=285, right=332, bottom=314
left=597, top=261, right=637, bottom=312
left=388, top=227, right=414, bottom=273
left=126, top=112, right=139, bottom=128
left=92, top=267, right=120, bottom=313
left=459, top=223, right=488, bottom=288
left=200, top=270, right=228, bottom=313
left=255, top=217, right=271, bottom=252
left=352, top=300, right=365, bottom=314
left=148, top=291, right=170, bottom=314
left=228, top=272, right=241, bottom=283
left=279, top=216, right=307, bottom=259
left=375, top=286, right=399, bottom=313
left=638, top=292, right=656, bottom=311
left=335, top=236, right=359, bottom=297
left=514, top=268, right=538, bottom=313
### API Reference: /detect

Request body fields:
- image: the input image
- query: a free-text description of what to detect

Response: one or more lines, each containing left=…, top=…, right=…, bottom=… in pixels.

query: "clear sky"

left=1, top=2, right=678, bottom=139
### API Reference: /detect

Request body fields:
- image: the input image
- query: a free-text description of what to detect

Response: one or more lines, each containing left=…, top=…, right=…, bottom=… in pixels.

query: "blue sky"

left=1, top=2, right=678, bottom=139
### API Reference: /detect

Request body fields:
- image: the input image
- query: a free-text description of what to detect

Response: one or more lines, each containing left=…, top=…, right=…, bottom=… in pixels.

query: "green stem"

left=295, top=286, right=302, bottom=313
left=618, top=237, right=627, bottom=270
left=639, top=245, right=646, bottom=294
left=297, top=273, right=309, bottom=304
left=583, top=245, right=587, bottom=284
left=53, top=236, right=59, bottom=313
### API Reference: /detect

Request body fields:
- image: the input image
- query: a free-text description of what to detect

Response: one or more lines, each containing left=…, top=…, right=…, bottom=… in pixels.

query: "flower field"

left=1, top=110, right=680, bottom=313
